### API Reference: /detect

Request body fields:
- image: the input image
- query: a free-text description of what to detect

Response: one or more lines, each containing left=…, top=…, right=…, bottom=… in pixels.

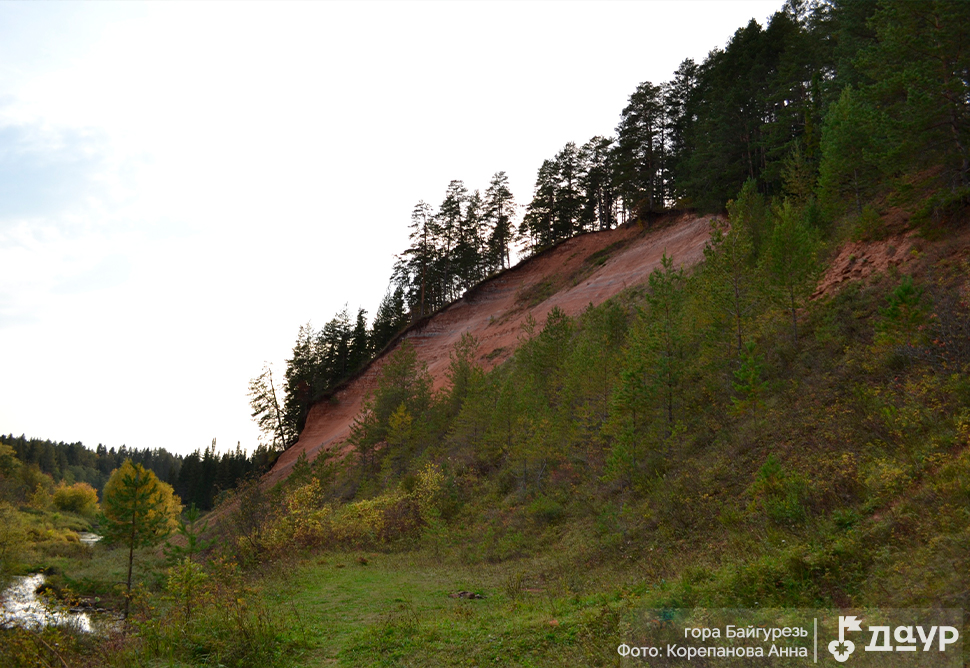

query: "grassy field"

left=271, top=549, right=631, bottom=667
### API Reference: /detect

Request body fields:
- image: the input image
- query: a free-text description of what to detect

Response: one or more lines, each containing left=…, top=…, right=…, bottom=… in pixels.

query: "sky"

left=0, top=0, right=785, bottom=456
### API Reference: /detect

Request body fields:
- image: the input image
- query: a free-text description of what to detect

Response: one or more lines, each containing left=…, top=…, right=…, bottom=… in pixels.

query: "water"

left=0, top=573, right=93, bottom=632
left=77, top=532, right=102, bottom=546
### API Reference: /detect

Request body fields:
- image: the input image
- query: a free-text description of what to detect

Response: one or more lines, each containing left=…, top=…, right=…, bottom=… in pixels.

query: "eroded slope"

left=267, top=214, right=716, bottom=483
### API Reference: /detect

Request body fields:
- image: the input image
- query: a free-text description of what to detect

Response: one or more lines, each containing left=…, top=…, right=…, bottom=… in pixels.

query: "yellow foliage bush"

left=412, top=463, right=444, bottom=518
left=863, top=456, right=912, bottom=503
left=261, top=462, right=447, bottom=552
left=52, top=481, right=99, bottom=517
left=0, top=502, right=26, bottom=569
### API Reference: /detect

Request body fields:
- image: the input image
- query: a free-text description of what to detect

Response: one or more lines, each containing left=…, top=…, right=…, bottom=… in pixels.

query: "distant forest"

left=254, top=0, right=970, bottom=452
left=0, top=434, right=276, bottom=510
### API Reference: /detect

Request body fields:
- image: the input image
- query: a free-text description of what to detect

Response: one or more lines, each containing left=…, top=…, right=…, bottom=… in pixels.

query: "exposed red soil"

left=265, top=213, right=718, bottom=484
left=812, top=230, right=920, bottom=299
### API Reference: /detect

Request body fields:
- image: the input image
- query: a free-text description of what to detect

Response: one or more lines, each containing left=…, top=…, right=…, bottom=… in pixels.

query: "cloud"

left=50, top=253, right=131, bottom=295
left=0, top=122, right=107, bottom=225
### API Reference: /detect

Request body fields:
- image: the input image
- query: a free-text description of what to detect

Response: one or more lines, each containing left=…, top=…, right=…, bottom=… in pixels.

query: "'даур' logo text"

left=828, top=615, right=959, bottom=662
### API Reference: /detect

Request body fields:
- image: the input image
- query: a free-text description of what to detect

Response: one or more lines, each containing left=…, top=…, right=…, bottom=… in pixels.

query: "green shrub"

left=528, top=496, right=565, bottom=525
left=850, top=205, right=886, bottom=242
left=748, top=455, right=808, bottom=524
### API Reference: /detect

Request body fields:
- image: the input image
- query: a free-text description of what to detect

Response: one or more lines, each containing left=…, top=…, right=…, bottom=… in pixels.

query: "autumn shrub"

left=0, top=502, right=25, bottom=574
left=52, top=481, right=99, bottom=518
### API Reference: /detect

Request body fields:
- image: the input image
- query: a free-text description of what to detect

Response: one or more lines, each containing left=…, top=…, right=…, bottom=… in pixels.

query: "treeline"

left=324, top=0, right=970, bottom=521
left=0, top=434, right=180, bottom=492
left=523, top=0, right=969, bottom=238
left=249, top=173, right=518, bottom=448
left=256, top=0, right=970, bottom=452
left=392, top=173, right=517, bottom=317
left=248, top=300, right=410, bottom=445
left=0, top=434, right=275, bottom=510
left=173, top=441, right=277, bottom=510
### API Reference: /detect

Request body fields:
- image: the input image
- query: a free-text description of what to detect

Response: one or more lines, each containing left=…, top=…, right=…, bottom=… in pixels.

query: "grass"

left=515, top=279, right=557, bottom=309
left=265, top=547, right=839, bottom=667
left=273, top=550, right=629, bottom=667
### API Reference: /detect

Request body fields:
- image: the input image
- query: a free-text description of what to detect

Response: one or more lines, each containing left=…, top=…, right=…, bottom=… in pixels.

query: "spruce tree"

left=371, top=286, right=408, bottom=353
left=860, top=0, right=970, bottom=190
left=348, top=307, right=370, bottom=372
left=519, top=158, right=557, bottom=253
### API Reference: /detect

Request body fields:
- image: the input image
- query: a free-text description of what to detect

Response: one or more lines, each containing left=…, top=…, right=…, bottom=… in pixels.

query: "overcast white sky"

left=0, top=1, right=784, bottom=456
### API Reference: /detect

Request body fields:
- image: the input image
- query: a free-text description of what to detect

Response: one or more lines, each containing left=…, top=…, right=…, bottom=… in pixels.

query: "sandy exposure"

left=267, top=213, right=718, bottom=483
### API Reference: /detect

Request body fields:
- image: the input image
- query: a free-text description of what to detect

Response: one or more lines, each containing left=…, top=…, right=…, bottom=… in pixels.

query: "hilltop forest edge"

left=3, top=0, right=970, bottom=664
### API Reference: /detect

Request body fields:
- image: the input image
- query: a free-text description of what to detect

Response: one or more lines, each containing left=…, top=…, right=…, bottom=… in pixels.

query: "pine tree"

left=761, top=199, right=821, bottom=342
left=317, top=307, right=353, bottom=385
left=519, top=144, right=584, bottom=253
left=445, top=332, right=484, bottom=416
left=163, top=504, right=212, bottom=621
left=455, top=188, right=485, bottom=290
left=666, top=58, right=700, bottom=207
left=703, top=181, right=761, bottom=358
left=551, top=142, right=583, bottom=240
left=437, top=180, right=469, bottom=302
left=645, top=253, right=687, bottom=433
left=483, top=171, right=516, bottom=270
left=248, top=364, right=292, bottom=451
left=398, top=201, right=436, bottom=318
left=731, top=341, right=768, bottom=425
left=861, top=0, right=970, bottom=190
left=614, top=81, right=667, bottom=219
left=349, top=341, right=432, bottom=480
left=578, top=136, right=616, bottom=231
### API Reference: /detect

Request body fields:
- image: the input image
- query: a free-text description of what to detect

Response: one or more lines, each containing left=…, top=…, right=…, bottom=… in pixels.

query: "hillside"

left=268, top=213, right=714, bottom=483
left=6, top=2, right=970, bottom=666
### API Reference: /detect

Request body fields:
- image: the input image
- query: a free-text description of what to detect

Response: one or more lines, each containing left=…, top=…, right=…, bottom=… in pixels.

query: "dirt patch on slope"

left=266, top=213, right=718, bottom=484
left=812, top=230, right=921, bottom=299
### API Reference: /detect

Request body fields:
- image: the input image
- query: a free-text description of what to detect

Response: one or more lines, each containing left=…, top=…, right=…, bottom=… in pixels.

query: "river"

left=0, top=573, right=94, bottom=632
